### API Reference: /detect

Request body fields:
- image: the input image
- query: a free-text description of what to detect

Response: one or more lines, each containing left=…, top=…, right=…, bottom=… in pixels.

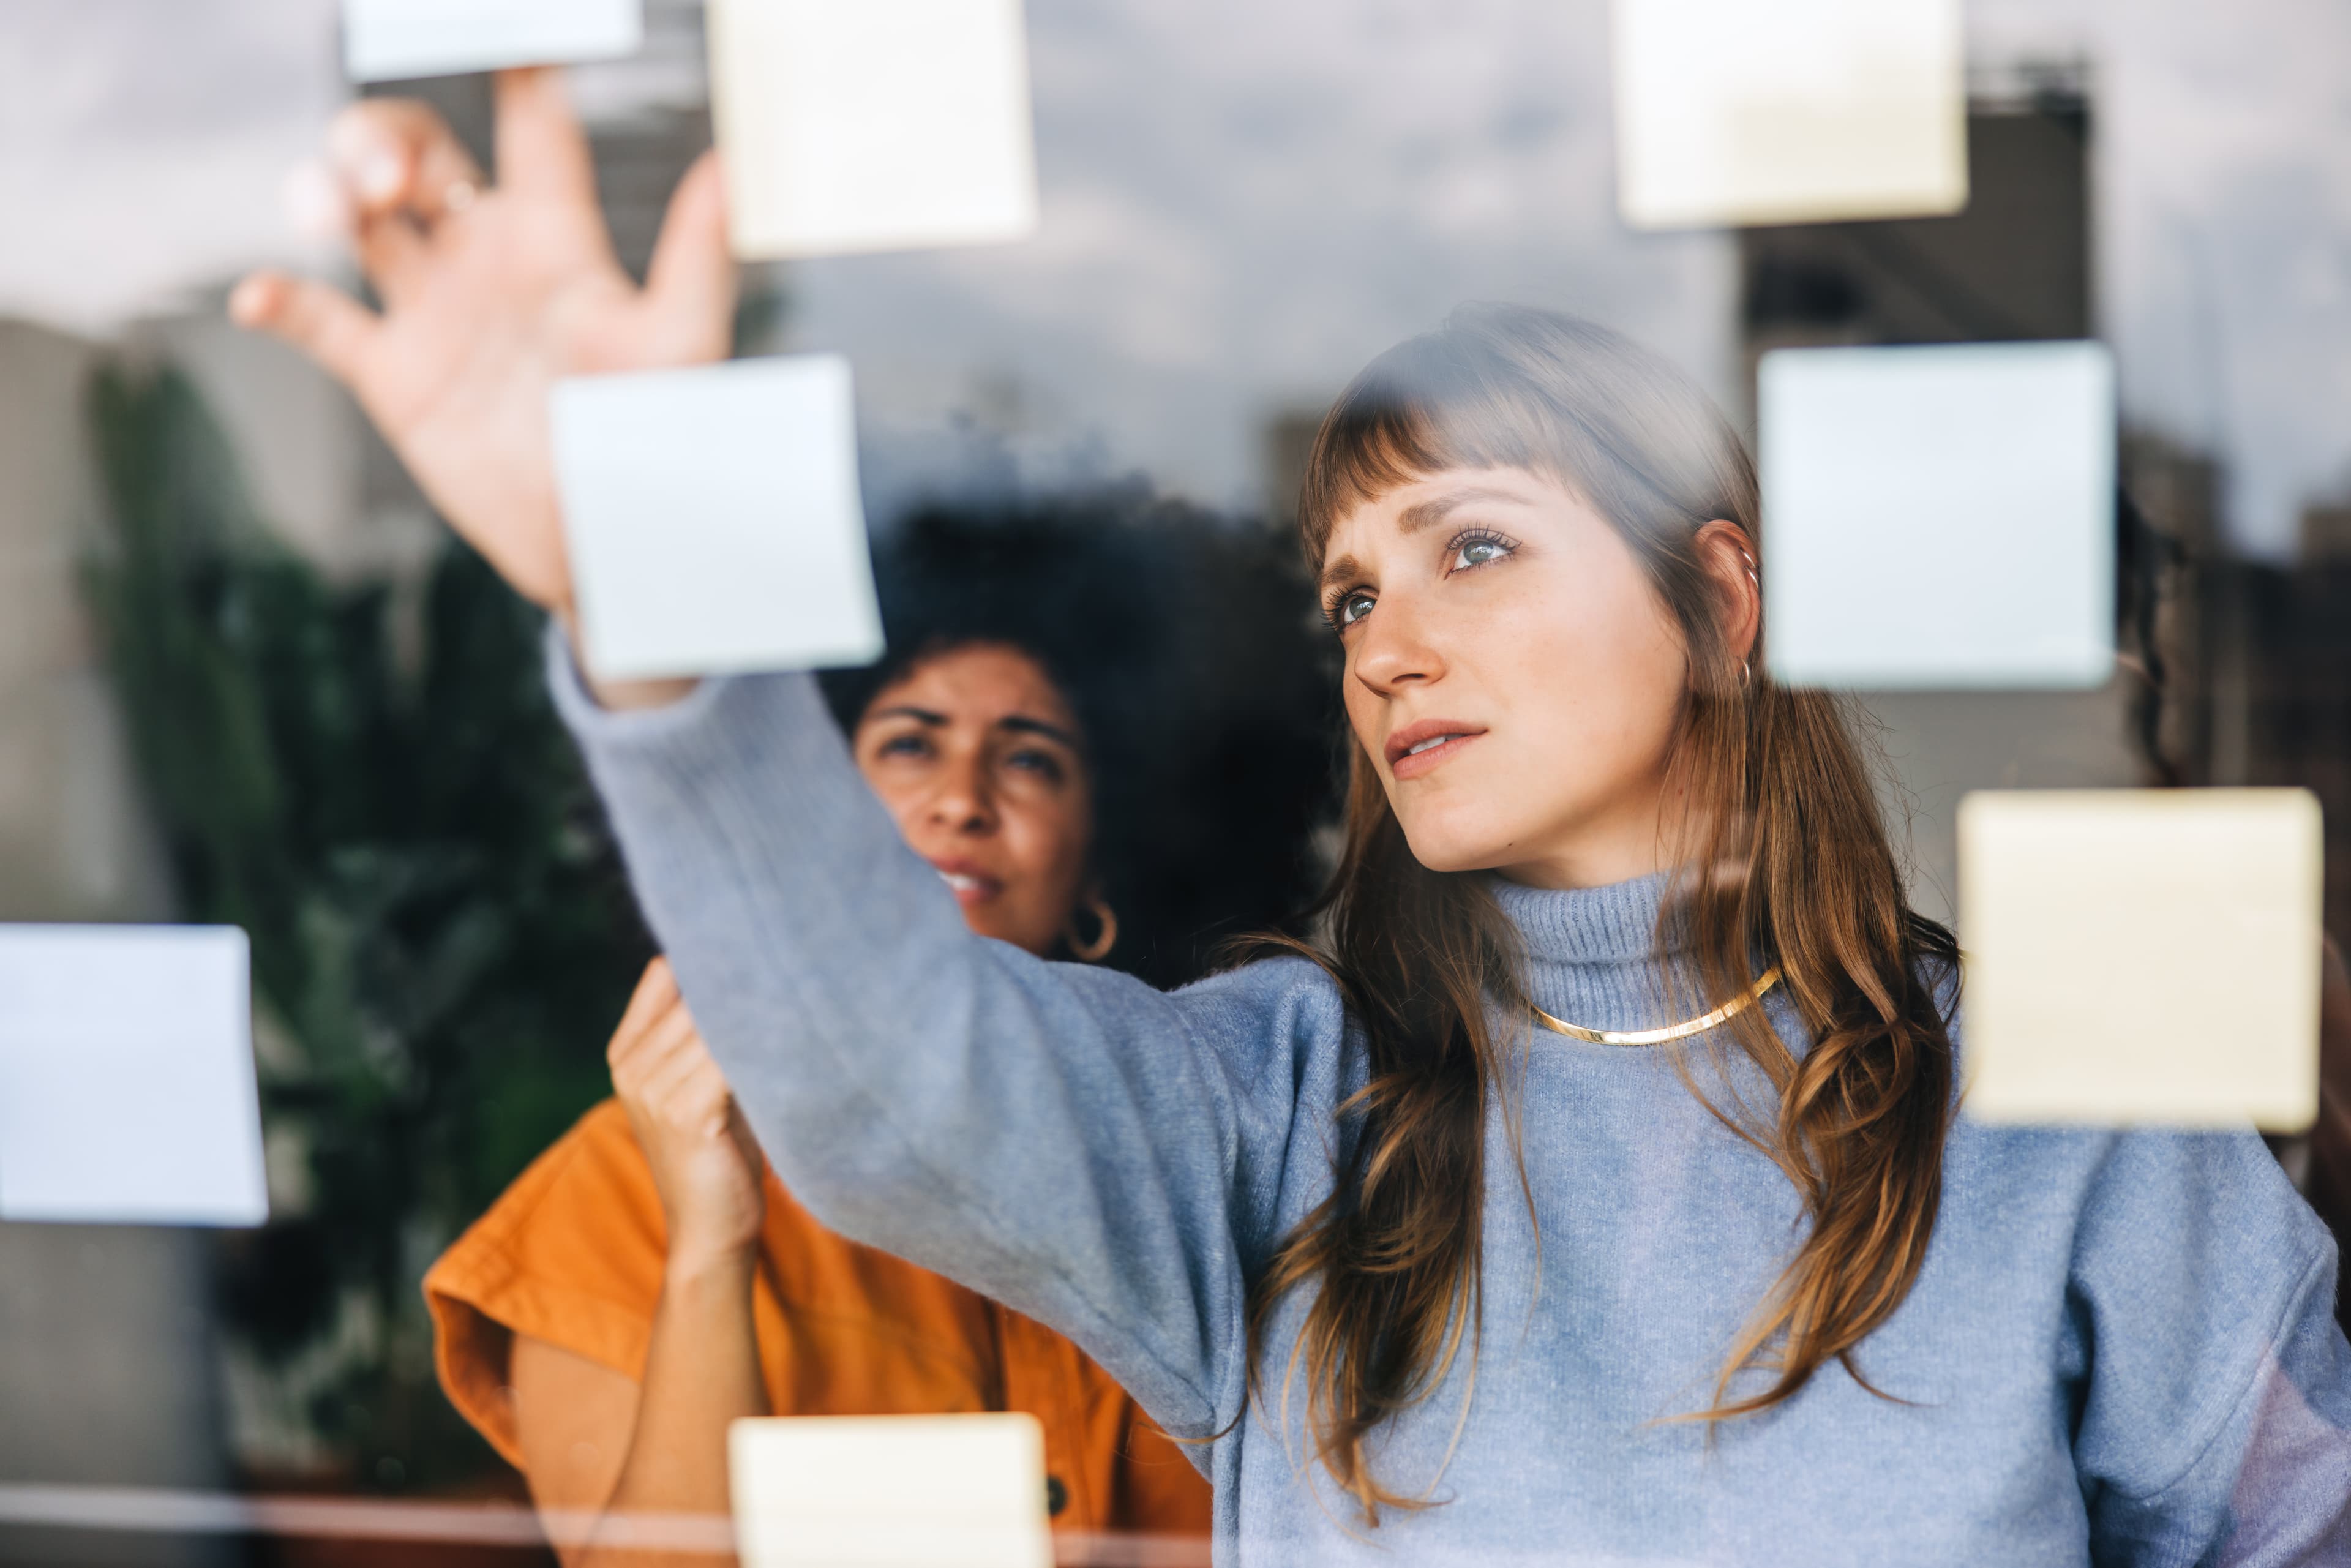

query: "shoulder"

left=467, top=1100, right=663, bottom=1259
left=1946, top=1108, right=2324, bottom=1261
left=1047, top=948, right=1354, bottom=1162
left=1166, top=952, right=1353, bottom=1087
left=1949, top=1120, right=2334, bottom=1420
left=422, top=1099, right=671, bottom=1465
left=424, top=1098, right=669, bottom=1362
left=1043, top=946, right=1348, bottom=1067
left=1171, top=950, right=1347, bottom=1028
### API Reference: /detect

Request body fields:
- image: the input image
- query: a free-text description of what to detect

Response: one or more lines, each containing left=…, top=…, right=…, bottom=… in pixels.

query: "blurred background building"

left=1, top=0, right=2349, bottom=1559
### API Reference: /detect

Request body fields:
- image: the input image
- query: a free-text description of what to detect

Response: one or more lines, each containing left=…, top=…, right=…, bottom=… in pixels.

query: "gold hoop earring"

left=1065, top=896, right=1117, bottom=963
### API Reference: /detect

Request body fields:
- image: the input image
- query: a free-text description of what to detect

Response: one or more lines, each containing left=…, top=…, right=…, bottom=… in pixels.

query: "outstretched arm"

left=244, top=81, right=1320, bottom=1438
left=548, top=654, right=1325, bottom=1438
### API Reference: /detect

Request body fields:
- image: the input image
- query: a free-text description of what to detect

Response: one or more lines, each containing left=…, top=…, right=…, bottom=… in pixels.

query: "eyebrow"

left=1319, top=486, right=1537, bottom=594
left=867, top=705, right=1079, bottom=748
left=1394, top=485, right=1537, bottom=535
left=998, top=715, right=1081, bottom=747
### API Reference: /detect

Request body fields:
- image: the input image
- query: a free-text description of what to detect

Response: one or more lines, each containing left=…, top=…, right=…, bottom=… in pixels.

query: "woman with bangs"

left=239, top=72, right=2351, bottom=1564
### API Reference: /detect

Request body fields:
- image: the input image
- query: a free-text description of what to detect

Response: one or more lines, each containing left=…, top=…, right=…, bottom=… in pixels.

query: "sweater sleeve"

left=2071, top=1131, right=2351, bottom=1563
left=545, top=640, right=1343, bottom=1442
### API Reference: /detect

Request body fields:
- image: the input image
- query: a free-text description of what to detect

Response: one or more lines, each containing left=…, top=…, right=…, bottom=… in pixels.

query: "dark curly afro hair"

left=818, top=482, right=1341, bottom=989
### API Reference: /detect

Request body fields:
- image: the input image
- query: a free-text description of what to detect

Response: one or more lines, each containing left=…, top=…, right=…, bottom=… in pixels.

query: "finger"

left=634, top=1000, right=711, bottom=1085
left=643, top=1040, right=730, bottom=1135
left=606, top=958, right=682, bottom=1069
left=280, top=159, right=354, bottom=243
left=613, top=1013, right=698, bottom=1108
left=494, top=67, right=598, bottom=207
left=350, top=209, right=433, bottom=307
left=229, top=271, right=381, bottom=391
left=643, top=151, right=737, bottom=359
left=613, top=995, right=706, bottom=1097
left=328, top=97, right=486, bottom=227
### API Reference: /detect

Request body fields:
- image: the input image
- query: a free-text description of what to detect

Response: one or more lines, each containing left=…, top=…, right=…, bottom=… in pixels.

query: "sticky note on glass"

left=1761, top=341, right=2115, bottom=690
left=1959, top=790, right=2323, bottom=1130
left=707, top=0, right=1040, bottom=258
left=730, top=1414, right=1049, bottom=1568
left=1611, top=0, right=1965, bottom=229
left=342, top=0, right=644, bottom=81
left=551, top=356, right=883, bottom=682
left=0, top=926, right=266, bottom=1225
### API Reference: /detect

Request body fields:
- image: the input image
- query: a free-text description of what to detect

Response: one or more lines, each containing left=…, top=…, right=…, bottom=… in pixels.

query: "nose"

left=1349, top=587, right=1445, bottom=699
left=924, top=748, right=998, bottom=835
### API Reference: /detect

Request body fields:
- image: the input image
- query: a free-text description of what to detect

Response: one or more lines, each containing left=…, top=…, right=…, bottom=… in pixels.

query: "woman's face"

left=851, top=642, right=1095, bottom=956
left=1319, top=466, right=1695, bottom=890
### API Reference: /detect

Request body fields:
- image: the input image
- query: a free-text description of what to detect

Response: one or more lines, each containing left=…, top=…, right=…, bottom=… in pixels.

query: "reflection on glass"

left=4, top=1, right=2351, bottom=1562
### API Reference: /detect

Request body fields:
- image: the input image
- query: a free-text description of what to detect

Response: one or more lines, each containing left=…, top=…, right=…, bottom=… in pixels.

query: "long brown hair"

left=1248, top=304, right=1959, bottom=1520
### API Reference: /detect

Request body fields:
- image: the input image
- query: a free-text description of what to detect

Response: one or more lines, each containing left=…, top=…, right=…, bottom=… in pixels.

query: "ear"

left=1692, top=519, right=1760, bottom=670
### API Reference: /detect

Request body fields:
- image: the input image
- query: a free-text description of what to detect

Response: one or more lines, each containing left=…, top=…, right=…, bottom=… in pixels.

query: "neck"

left=1491, top=776, right=1691, bottom=892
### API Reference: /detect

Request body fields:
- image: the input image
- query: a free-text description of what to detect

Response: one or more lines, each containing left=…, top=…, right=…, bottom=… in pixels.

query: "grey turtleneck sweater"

left=551, top=649, right=2351, bottom=1565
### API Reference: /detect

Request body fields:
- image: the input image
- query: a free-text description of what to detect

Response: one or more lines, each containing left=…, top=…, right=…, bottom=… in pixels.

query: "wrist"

left=664, top=1234, right=760, bottom=1286
left=552, top=602, right=701, bottom=712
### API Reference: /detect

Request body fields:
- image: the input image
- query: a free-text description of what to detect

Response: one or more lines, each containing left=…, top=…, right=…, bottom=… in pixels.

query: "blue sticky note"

left=342, top=0, right=643, bottom=83
left=1761, top=341, right=2116, bottom=691
left=0, top=926, right=266, bottom=1226
left=551, top=356, right=885, bottom=682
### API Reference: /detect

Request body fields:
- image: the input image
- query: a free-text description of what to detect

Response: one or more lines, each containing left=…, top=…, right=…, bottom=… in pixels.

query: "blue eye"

left=1335, top=591, right=1375, bottom=628
left=1450, top=533, right=1513, bottom=572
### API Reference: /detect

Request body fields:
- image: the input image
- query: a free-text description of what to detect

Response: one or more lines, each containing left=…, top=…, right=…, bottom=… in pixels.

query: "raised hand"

left=607, top=958, right=768, bottom=1270
left=230, top=69, right=735, bottom=618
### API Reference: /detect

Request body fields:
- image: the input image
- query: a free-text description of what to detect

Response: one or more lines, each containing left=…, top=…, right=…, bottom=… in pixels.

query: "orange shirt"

left=425, top=1100, right=1210, bottom=1538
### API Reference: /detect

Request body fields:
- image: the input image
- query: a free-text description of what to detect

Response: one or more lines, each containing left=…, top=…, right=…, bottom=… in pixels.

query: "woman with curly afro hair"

left=422, top=488, right=1338, bottom=1564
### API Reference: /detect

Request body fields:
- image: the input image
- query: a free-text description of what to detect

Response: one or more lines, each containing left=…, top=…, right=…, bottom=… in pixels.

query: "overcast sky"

left=6, top=0, right=2345, bottom=554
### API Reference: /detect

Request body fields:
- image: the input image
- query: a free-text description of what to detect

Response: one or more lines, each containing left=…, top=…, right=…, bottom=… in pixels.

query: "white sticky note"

left=730, top=1414, right=1050, bottom=1568
left=1761, top=341, right=2116, bottom=690
left=0, top=926, right=266, bottom=1226
left=1611, top=0, right=1966, bottom=230
left=1959, top=790, right=2323, bottom=1131
left=708, top=0, right=1040, bottom=259
left=342, top=0, right=643, bottom=83
left=551, top=356, right=883, bottom=682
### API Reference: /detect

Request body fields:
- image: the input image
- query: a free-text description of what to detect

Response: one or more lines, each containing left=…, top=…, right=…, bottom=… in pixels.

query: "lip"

left=926, top=857, right=1005, bottom=906
left=1384, top=718, right=1487, bottom=781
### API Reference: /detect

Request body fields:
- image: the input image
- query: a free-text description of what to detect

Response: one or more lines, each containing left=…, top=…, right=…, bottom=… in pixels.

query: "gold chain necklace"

left=1532, top=967, right=1782, bottom=1046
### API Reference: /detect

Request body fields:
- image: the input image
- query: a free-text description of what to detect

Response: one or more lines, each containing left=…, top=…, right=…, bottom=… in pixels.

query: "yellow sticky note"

left=1611, top=0, right=1967, bottom=230
left=729, top=1414, right=1051, bottom=1568
left=1959, top=789, right=2323, bottom=1131
left=707, top=0, right=1040, bottom=260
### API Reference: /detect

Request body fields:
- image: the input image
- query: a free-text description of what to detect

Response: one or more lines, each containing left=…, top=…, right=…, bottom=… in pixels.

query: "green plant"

left=84, top=362, right=653, bottom=1490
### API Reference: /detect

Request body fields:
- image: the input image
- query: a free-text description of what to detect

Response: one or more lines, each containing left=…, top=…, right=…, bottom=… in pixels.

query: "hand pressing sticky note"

left=1611, top=0, right=1966, bottom=230
left=708, top=0, right=1040, bottom=259
left=551, top=356, right=884, bottom=683
left=1959, top=790, right=2324, bottom=1131
left=342, top=0, right=644, bottom=83
left=0, top=926, right=266, bottom=1226
left=1761, top=341, right=2116, bottom=691
left=730, top=1413, right=1050, bottom=1568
